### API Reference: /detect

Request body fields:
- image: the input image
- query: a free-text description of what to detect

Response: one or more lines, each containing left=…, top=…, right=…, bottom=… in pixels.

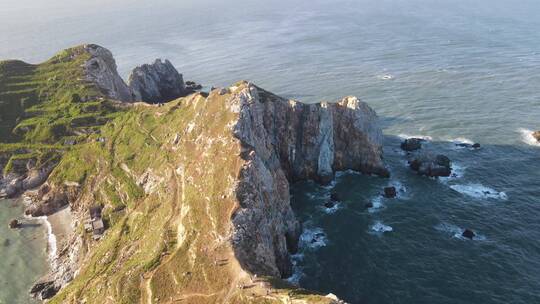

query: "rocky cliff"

left=128, top=59, right=186, bottom=103
left=1, top=45, right=385, bottom=304
left=82, top=44, right=133, bottom=102
left=231, top=84, right=387, bottom=277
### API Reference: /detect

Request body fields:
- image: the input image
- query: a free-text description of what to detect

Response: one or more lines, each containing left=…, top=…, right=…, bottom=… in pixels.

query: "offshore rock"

left=82, top=44, right=133, bottom=101
left=409, top=153, right=451, bottom=177
left=231, top=82, right=387, bottom=278
left=383, top=186, right=397, bottom=198
left=401, top=138, right=424, bottom=151
left=128, top=59, right=186, bottom=103
left=533, top=131, right=540, bottom=142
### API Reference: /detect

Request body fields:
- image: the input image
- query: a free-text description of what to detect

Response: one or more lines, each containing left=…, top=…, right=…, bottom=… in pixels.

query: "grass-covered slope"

left=0, top=46, right=123, bottom=176
left=48, top=86, right=334, bottom=304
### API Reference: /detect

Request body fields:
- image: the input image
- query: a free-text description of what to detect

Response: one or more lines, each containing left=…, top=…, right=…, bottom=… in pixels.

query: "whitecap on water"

left=434, top=222, right=486, bottom=241
left=449, top=183, right=507, bottom=200
left=321, top=202, right=341, bottom=214
left=299, top=227, right=327, bottom=249
left=518, top=128, right=540, bottom=147
left=370, top=221, right=393, bottom=233
left=377, top=74, right=394, bottom=80
left=287, top=253, right=305, bottom=285
left=368, top=196, right=384, bottom=213
left=397, top=133, right=433, bottom=141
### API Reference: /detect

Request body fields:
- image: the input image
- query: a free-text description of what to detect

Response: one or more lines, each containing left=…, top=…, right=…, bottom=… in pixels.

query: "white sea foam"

left=287, top=253, right=305, bottom=285
left=368, top=196, right=384, bottom=213
left=439, top=162, right=466, bottom=184
left=370, top=221, right=393, bottom=233
left=299, top=227, right=327, bottom=249
left=449, top=184, right=507, bottom=200
left=518, top=128, right=540, bottom=147
left=397, top=133, right=433, bottom=141
left=434, top=222, right=486, bottom=241
left=377, top=74, right=394, bottom=80
left=37, top=216, right=57, bottom=267
left=321, top=202, right=341, bottom=214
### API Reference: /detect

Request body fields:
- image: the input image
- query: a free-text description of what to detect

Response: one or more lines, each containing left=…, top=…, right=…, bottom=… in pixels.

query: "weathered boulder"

left=383, top=186, right=397, bottom=198
left=82, top=44, right=133, bottom=102
left=128, top=59, right=186, bottom=103
left=409, top=153, right=451, bottom=177
left=533, top=131, right=540, bottom=142
left=24, top=187, right=69, bottom=217
left=462, top=229, right=475, bottom=239
left=401, top=138, right=424, bottom=151
left=231, top=82, right=387, bottom=278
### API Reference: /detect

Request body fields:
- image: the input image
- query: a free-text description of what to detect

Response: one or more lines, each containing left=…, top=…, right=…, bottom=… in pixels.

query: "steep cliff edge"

left=1, top=45, right=385, bottom=303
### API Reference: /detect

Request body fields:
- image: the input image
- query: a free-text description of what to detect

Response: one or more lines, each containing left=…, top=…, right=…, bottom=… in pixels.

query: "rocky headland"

left=0, top=44, right=386, bottom=303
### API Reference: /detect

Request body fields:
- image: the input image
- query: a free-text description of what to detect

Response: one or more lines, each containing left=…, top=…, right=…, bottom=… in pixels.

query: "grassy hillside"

left=0, top=46, right=123, bottom=176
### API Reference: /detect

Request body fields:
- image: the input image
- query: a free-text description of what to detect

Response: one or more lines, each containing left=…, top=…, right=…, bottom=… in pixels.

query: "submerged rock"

left=462, top=229, right=476, bottom=239
left=383, top=186, right=397, bottom=198
left=364, top=202, right=374, bottom=209
left=401, top=138, right=424, bottom=151
left=8, top=219, right=20, bottom=229
left=455, top=142, right=481, bottom=149
left=330, top=191, right=342, bottom=202
left=128, top=59, right=186, bottom=103
left=324, top=201, right=336, bottom=209
left=409, top=153, right=451, bottom=177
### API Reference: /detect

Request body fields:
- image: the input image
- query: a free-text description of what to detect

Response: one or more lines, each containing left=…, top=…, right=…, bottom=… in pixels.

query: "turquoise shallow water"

left=1, top=0, right=540, bottom=303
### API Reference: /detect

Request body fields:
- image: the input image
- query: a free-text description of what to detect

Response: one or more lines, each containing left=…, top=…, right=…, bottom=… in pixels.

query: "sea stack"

left=128, top=59, right=186, bottom=103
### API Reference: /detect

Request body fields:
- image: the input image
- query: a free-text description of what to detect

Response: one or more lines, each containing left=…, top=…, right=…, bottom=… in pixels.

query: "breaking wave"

left=370, top=221, right=393, bottom=233
left=518, top=128, right=540, bottom=147
left=450, top=184, right=507, bottom=200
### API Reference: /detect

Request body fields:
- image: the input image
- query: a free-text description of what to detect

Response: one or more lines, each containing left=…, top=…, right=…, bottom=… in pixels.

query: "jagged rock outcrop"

left=0, top=155, right=57, bottom=198
left=82, top=44, right=133, bottom=102
left=230, top=83, right=387, bottom=277
left=409, top=153, right=451, bottom=177
left=128, top=59, right=186, bottom=103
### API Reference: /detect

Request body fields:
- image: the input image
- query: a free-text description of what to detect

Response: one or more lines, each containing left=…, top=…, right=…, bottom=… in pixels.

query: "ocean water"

left=1, top=0, right=540, bottom=303
left=0, top=200, right=48, bottom=304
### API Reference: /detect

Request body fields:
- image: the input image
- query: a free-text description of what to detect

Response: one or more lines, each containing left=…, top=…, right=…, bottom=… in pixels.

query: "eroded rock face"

left=128, top=59, right=186, bottom=103
left=230, top=83, right=387, bottom=278
left=82, top=44, right=133, bottom=102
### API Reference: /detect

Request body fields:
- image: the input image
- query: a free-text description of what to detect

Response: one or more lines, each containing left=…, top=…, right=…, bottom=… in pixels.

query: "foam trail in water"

left=321, top=202, right=341, bottom=214
left=450, top=184, right=507, bottom=200
left=370, top=221, right=393, bottom=233
left=518, top=128, right=540, bottom=147
left=435, top=222, right=486, bottom=240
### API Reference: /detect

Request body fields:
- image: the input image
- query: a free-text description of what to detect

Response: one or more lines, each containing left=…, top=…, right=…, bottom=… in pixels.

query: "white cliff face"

left=230, top=82, right=387, bottom=278
left=128, top=59, right=186, bottom=103
left=82, top=44, right=133, bottom=102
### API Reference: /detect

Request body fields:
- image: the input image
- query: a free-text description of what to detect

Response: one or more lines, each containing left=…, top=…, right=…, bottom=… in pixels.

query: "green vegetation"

left=0, top=46, right=123, bottom=175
